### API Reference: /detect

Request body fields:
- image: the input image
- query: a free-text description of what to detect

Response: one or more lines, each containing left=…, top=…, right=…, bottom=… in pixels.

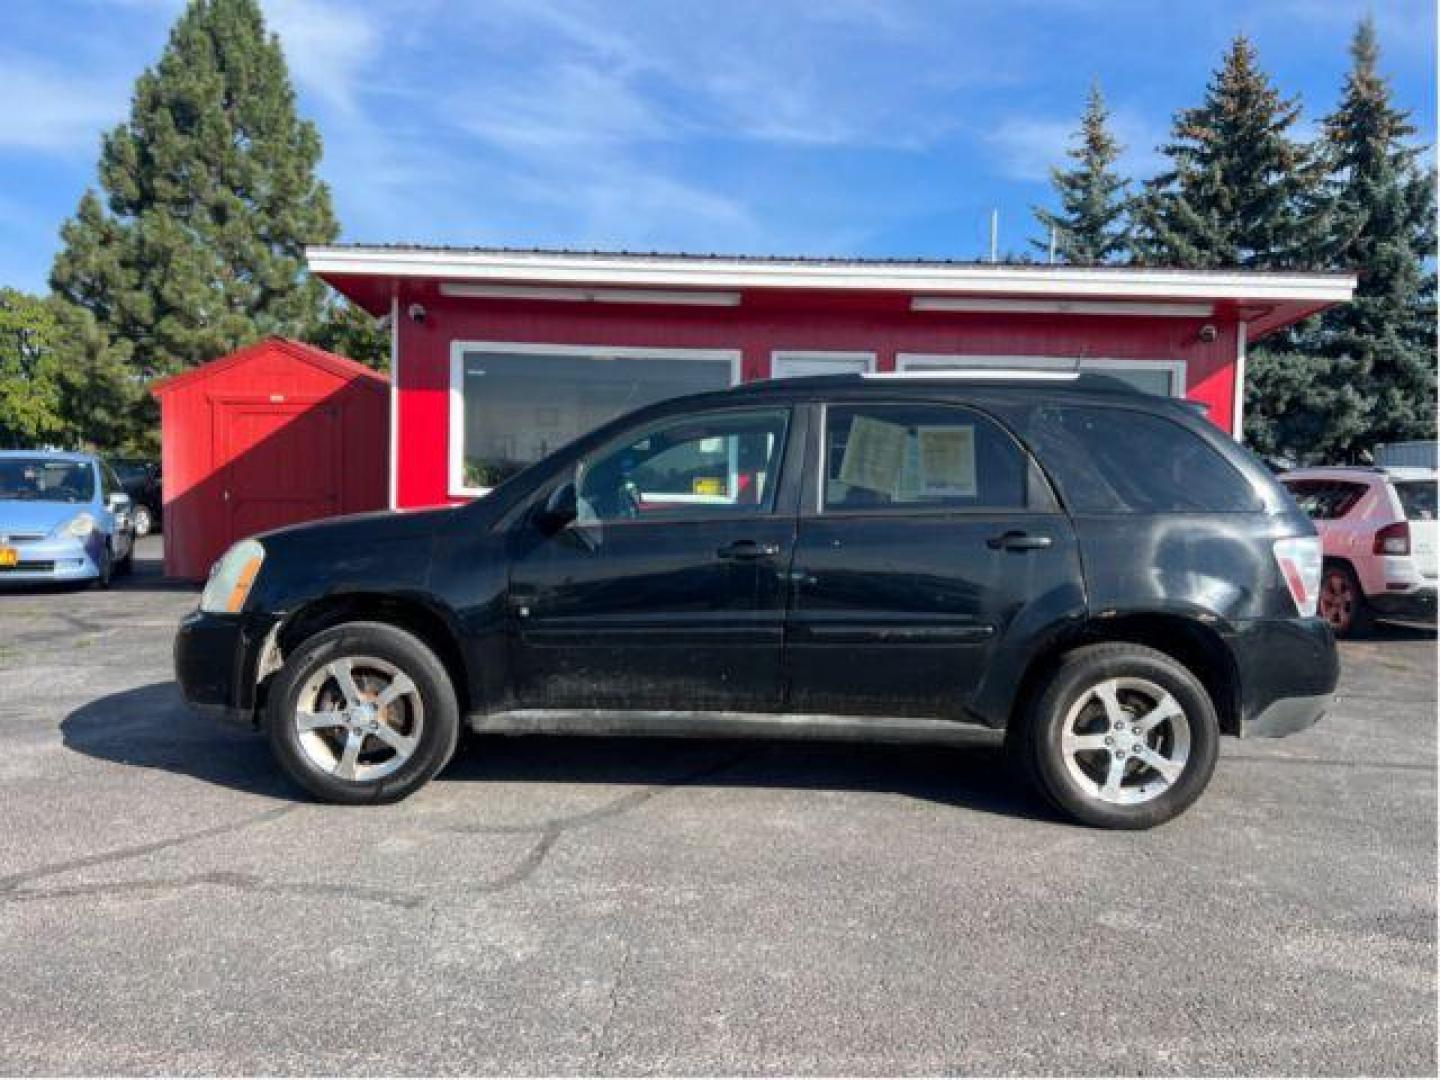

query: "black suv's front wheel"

left=1009, top=643, right=1220, bottom=829
left=266, top=621, right=460, bottom=804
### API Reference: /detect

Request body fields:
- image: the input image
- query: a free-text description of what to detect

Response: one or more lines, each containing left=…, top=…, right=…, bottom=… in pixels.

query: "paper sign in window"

left=837, top=415, right=908, bottom=495
left=917, top=425, right=977, bottom=498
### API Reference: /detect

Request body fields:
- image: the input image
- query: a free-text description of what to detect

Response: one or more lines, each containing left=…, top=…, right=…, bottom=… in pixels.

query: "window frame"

left=770, top=350, right=876, bottom=379
left=447, top=341, right=743, bottom=500
left=809, top=399, right=1055, bottom=519
left=896, top=353, right=1187, bottom=398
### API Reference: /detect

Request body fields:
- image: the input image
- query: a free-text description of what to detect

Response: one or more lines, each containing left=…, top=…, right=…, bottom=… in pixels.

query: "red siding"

left=153, top=338, right=389, bottom=579
left=393, top=290, right=1239, bottom=510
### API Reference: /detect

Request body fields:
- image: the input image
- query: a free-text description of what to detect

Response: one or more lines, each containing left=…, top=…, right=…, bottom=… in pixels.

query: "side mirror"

left=108, top=492, right=132, bottom=512
left=535, top=482, right=578, bottom=533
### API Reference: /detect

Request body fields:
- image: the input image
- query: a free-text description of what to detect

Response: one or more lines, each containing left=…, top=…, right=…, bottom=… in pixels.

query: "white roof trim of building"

left=307, top=246, right=1357, bottom=304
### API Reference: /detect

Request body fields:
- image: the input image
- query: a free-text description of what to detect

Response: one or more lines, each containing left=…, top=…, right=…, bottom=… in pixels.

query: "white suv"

left=1279, top=466, right=1437, bottom=635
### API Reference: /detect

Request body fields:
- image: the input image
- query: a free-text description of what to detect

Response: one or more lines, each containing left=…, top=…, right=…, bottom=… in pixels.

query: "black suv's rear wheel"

left=1008, top=643, right=1219, bottom=829
left=266, top=621, right=460, bottom=804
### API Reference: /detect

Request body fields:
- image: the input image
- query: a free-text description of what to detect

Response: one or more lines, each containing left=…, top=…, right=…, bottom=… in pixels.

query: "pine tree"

left=1133, top=35, right=1328, bottom=270
left=49, top=0, right=340, bottom=445
left=1032, top=83, right=1131, bottom=264
left=1247, top=18, right=1436, bottom=461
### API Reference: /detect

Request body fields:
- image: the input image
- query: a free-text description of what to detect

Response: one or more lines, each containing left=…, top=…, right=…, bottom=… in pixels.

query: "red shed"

left=306, top=246, right=1355, bottom=510
left=151, top=337, right=389, bottom=580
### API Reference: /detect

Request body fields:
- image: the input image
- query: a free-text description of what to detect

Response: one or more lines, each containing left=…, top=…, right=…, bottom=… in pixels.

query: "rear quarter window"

left=1023, top=404, right=1262, bottom=513
left=1281, top=479, right=1368, bottom=520
left=1394, top=481, right=1437, bottom=521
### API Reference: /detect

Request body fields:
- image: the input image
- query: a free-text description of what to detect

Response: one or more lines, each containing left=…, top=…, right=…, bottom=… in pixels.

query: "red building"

left=307, top=246, right=1355, bottom=511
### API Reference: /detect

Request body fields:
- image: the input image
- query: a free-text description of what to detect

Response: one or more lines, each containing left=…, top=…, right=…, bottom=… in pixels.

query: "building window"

left=771, top=351, right=875, bottom=379
left=896, top=354, right=1186, bottom=397
left=449, top=344, right=740, bottom=496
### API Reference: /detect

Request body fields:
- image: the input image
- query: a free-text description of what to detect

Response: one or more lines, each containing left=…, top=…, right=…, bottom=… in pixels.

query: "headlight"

left=200, top=540, right=266, bottom=614
left=55, top=512, right=96, bottom=538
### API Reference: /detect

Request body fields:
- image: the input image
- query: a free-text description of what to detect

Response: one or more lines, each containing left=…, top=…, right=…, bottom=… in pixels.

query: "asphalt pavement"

left=0, top=535, right=1434, bottom=1075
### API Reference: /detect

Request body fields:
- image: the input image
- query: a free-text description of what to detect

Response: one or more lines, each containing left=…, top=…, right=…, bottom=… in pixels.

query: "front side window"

left=1281, top=479, right=1367, bottom=520
left=575, top=409, right=789, bottom=523
left=0, top=459, right=96, bottom=503
left=822, top=403, right=1028, bottom=512
left=455, top=348, right=736, bottom=492
left=1024, top=405, right=1261, bottom=513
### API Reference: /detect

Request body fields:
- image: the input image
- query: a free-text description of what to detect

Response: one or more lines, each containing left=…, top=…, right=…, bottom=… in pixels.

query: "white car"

left=1279, top=466, right=1437, bottom=635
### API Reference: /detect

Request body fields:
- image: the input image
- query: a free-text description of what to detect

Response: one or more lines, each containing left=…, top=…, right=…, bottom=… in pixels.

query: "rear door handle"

left=717, top=539, right=781, bottom=560
left=987, top=530, right=1053, bottom=551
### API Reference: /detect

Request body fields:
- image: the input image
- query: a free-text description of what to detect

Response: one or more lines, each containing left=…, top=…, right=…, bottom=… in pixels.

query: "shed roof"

left=149, top=336, right=388, bottom=398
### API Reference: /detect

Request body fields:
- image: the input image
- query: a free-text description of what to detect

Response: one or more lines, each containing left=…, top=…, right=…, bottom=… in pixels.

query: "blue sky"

left=1, top=0, right=1434, bottom=293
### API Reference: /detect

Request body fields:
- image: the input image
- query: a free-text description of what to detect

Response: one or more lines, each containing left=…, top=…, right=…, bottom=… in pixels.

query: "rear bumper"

left=1367, top=585, right=1437, bottom=623
left=1229, top=616, right=1339, bottom=738
left=173, top=609, right=277, bottom=729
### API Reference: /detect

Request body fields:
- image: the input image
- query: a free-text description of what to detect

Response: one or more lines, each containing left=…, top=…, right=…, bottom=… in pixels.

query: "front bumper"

left=1229, top=616, right=1339, bottom=738
left=173, top=608, right=279, bottom=729
left=1367, top=585, right=1437, bottom=624
left=0, top=534, right=101, bottom=583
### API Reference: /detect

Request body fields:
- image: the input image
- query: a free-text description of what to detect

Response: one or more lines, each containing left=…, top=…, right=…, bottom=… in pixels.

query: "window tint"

left=1025, top=405, right=1261, bottom=513
left=0, top=459, right=96, bottom=503
left=577, top=409, right=788, bottom=522
left=1394, top=481, right=1437, bottom=521
left=823, top=403, right=1028, bottom=511
left=1281, top=479, right=1367, bottom=520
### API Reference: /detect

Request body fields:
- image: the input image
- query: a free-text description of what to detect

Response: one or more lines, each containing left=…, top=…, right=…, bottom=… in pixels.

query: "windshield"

left=0, top=459, right=96, bottom=503
left=1394, top=481, right=1437, bottom=521
left=113, top=461, right=150, bottom=484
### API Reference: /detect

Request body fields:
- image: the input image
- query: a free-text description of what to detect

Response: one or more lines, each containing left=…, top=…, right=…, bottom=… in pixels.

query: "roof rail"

left=862, top=370, right=1082, bottom=382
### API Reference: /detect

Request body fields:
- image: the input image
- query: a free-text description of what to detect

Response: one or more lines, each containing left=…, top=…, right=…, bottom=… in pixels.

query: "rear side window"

left=1394, top=481, right=1437, bottom=521
left=823, top=403, right=1031, bottom=511
left=1024, top=405, right=1262, bottom=513
left=1281, top=479, right=1368, bottom=520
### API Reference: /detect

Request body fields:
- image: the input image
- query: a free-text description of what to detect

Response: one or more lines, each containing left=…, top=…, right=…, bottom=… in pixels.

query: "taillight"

left=1374, top=521, right=1410, bottom=555
left=1273, top=536, right=1322, bottom=617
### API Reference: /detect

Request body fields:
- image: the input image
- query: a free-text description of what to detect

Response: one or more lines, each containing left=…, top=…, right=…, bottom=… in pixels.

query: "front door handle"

left=717, top=539, right=781, bottom=560
left=987, top=530, right=1053, bottom=551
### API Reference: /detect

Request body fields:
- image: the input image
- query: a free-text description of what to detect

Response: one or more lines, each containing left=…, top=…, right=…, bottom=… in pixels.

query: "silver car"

left=0, top=451, right=137, bottom=588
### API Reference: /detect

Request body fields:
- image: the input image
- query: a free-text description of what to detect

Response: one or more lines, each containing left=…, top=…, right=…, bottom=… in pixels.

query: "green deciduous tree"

left=1132, top=35, right=1329, bottom=270
left=1032, top=83, right=1131, bottom=264
left=49, top=0, right=342, bottom=447
left=0, top=289, right=67, bottom=448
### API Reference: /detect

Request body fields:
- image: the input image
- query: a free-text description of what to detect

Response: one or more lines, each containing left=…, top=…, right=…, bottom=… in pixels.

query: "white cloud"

left=0, top=56, right=127, bottom=152
left=261, top=0, right=383, bottom=114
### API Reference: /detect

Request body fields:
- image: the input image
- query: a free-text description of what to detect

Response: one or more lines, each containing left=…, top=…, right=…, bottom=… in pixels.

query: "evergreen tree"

left=49, top=0, right=340, bottom=446
left=1032, top=83, right=1131, bottom=264
left=1132, top=35, right=1329, bottom=270
left=1248, top=18, right=1436, bottom=461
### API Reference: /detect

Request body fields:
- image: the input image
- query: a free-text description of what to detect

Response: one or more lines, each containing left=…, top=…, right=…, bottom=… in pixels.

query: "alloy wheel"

left=293, top=655, right=424, bottom=782
left=1319, top=570, right=1354, bottom=631
left=1059, top=676, right=1191, bottom=806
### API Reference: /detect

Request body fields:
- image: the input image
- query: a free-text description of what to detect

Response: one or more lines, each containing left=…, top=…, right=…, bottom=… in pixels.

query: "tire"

left=1319, top=562, right=1372, bottom=638
left=132, top=505, right=154, bottom=537
left=116, top=541, right=134, bottom=575
left=91, top=543, right=113, bottom=590
left=1006, top=643, right=1220, bottom=830
left=266, top=621, right=460, bottom=804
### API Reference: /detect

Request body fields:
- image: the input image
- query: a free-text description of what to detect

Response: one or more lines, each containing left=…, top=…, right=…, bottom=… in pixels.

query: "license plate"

left=0, top=546, right=17, bottom=568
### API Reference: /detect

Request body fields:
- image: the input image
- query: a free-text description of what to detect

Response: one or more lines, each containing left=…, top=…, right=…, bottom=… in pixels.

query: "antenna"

left=989, top=209, right=998, bottom=263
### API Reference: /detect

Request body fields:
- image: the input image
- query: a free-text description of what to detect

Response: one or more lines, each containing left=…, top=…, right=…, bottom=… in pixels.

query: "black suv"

left=175, top=373, right=1337, bottom=828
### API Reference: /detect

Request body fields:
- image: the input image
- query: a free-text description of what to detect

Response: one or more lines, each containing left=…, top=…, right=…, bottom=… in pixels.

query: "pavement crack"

left=0, top=804, right=298, bottom=893
left=447, top=747, right=755, bottom=896
left=590, top=937, right=634, bottom=1072
left=0, top=870, right=425, bottom=910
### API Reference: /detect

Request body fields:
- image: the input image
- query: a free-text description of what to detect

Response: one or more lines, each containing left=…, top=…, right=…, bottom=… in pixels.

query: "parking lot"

left=0, top=534, right=1434, bottom=1075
